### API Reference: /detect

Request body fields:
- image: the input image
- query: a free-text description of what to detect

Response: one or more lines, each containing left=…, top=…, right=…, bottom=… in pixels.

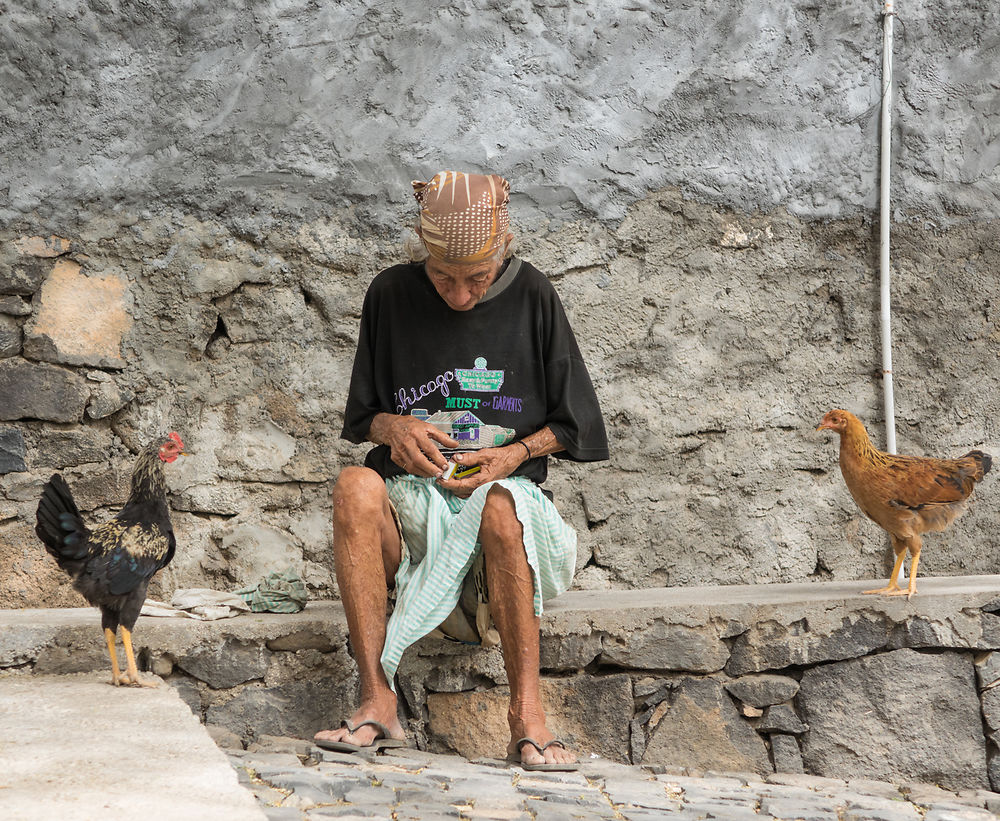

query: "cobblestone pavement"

left=225, top=737, right=1000, bottom=821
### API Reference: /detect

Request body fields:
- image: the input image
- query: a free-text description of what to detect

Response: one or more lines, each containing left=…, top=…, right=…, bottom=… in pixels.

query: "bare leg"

left=864, top=534, right=908, bottom=596
left=479, top=486, right=576, bottom=768
left=314, top=467, right=405, bottom=748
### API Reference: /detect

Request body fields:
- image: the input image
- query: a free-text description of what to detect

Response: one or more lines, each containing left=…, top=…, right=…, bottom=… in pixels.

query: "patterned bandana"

left=412, top=171, right=511, bottom=263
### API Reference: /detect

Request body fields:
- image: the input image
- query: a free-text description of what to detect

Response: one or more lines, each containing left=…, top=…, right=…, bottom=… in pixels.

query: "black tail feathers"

left=35, top=474, right=90, bottom=564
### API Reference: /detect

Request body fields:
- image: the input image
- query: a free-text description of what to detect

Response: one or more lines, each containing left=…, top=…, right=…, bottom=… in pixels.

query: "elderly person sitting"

left=314, top=170, right=608, bottom=770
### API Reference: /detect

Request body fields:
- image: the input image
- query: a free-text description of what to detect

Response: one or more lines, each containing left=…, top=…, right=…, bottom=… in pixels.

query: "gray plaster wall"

left=1, top=1, right=999, bottom=606
left=4, top=0, right=1000, bottom=227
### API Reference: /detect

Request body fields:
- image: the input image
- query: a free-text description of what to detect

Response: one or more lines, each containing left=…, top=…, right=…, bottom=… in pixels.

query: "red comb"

left=168, top=432, right=184, bottom=448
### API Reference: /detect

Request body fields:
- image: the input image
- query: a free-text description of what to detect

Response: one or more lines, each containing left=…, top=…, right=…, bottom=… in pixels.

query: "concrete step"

left=0, top=672, right=267, bottom=821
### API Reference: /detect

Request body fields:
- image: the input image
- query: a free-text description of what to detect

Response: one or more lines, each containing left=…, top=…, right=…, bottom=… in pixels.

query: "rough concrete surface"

left=0, top=672, right=267, bottom=821
left=1, top=2, right=999, bottom=609
left=2, top=1, right=997, bottom=225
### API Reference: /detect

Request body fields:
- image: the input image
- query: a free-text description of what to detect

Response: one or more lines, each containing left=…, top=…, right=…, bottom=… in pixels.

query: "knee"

left=480, top=486, right=521, bottom=547
left=332, top=466, right=386, bottom=523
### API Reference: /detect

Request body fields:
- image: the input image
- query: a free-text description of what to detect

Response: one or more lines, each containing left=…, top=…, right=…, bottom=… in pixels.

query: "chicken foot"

left=104, top=627, right=157, bottom=687
left=864, top=537, right=919, bottom=599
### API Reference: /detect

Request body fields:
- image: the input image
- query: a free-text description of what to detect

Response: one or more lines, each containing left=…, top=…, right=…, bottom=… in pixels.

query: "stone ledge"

left=3, top=575, right=1000, bottom=791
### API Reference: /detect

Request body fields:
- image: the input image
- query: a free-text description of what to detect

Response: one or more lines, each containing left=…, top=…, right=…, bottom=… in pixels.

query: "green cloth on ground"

left=235, top=568, right=308, bottom=613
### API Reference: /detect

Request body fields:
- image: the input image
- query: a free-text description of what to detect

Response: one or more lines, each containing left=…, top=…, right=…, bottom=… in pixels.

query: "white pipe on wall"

left=880, top=0, right=904, bottom=588
left=880, top=0, right=897, bottom=454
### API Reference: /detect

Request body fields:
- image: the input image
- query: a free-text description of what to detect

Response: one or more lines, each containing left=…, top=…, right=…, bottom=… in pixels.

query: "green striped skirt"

left=380, top=475, right=577, bottom=686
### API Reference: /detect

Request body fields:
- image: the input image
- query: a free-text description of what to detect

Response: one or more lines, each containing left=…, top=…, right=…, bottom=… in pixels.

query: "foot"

left=121, top=672, right=159, bottom=688
left=506, top=716, right=578, bottom=769
left=314, top=696, right=405, bottom=749
left=864, top=584, right=916, bottom=598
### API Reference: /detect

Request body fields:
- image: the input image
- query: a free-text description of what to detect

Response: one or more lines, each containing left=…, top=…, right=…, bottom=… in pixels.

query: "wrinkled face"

left=817, top=410, right=848, bottom=433
left=424, top=252, right=506, bottom=312
left=158, top=432, right=185, bottom=463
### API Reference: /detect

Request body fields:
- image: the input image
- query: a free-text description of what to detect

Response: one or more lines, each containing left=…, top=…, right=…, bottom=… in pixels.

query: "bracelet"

left=517, top=440, right=532, bottom=461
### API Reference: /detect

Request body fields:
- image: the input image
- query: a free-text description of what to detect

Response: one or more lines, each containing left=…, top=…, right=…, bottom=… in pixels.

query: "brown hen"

left=818, top=409, right=991, bottom=598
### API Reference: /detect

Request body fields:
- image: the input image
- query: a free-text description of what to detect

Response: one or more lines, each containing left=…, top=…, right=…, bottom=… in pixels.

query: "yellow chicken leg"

left=120, top=627, right=158, bottom=688
left=901, top=547, right=920, bottom=599
left=864, top=536, right=919, bottom=598
left=105, top=627, right=127, bottom=686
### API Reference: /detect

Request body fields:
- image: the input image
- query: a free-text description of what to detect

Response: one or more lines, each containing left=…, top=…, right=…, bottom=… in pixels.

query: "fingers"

left=386, top=417, right=452, bottom=476
left=397, top=440, right=447, bottom=477
left=426, top=428, right=461, bottom=450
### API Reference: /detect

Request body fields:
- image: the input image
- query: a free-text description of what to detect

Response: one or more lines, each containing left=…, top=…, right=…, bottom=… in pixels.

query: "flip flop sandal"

left=507, top=737, right=580, bottom=772
left=314, top=719, right=408, bottom=754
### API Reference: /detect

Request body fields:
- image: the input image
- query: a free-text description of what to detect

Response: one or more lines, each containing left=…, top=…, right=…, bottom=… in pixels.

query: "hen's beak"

left=816, top=421, right=832, bottom=432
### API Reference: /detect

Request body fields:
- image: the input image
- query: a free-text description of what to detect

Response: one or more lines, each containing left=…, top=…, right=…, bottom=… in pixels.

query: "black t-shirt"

left=341, top=257, right=609, bottom=485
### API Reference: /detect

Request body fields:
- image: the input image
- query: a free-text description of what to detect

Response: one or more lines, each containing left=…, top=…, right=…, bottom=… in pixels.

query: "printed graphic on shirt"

left=455, top=357, right=504, bottom=392
left=411, top=409, right=515, bottom=449
left=397, top=356, right=522, bottom=449
left=394, top=356, right=521, bottom=414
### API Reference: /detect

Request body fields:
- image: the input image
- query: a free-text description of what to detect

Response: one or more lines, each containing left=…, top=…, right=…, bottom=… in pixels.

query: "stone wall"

left=2, top=1, right=1000, bottom=607
left=5, top=578, right=1000, bottom=790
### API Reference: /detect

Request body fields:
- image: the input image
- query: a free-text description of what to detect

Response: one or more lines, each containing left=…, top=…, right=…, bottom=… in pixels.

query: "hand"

left=374, top=415, right=460, bottom=477
left=436, top=445, right=525, bottom=498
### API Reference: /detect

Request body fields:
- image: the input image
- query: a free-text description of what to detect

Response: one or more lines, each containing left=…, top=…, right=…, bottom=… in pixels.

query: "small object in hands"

left=441, top=460, right=481, bottom=481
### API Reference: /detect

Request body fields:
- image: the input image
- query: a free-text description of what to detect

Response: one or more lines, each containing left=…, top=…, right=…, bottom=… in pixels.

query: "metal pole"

left=879, top=0, right=897, bottom=454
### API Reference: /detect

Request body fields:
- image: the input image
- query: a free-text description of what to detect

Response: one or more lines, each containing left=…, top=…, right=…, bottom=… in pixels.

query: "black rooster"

left=35, top=432, right=185, bottom=687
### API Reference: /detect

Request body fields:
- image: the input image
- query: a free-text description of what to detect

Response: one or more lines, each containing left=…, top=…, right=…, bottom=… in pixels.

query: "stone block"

left=726, top=612, right=893, bottom=676
left=980, top=685, right=1000, bottom=731
left=218, top=521, right=304, bottom=587
left=0, top=256, right=49, bottom=295
left=215, top=419, right=297, bottom=482
left=0, top=427, right=26, bottom=473
left=599, top=619, right=729, bottom=673
left=640, top=676, right=771, bottom=775
left=770, top=733, right=805, bottom=774
left=0, top=296, right=31, bottom=316
left=725, top=674, right=800, bottom=707
left=0, top=315, right=20, bottom=357
left=758, top=704, right=807, bottom=734
left=539, top=629, right=603, bottom=671
left=86, top=379, right=134, bottom=419
left=206, top=676, right=358, bottom=741
left=975, top=651, right=1000, bottom=690
left=266, top=630, right=336, bottom=653
left=216, top=285, right=307, bottom=344
left=427, top=674, right=632, bottom=763
left=23, top=259, right=131, bottom=368
left=13, top=235, right=71, bottom=257
left=0, top=358, right=88, bottom=422
left=176, top=637, right=270, bottom=688
left=27, top=427, right=113, bottom=469
left=798, top=649, right=989, bottom=791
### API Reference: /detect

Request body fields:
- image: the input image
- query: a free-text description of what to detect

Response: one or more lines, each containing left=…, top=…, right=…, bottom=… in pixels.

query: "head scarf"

left=412, top=171, right=511, bottom=263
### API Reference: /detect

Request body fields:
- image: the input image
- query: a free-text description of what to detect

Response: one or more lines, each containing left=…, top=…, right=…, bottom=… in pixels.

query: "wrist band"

left=517, top=440, right=532, bottom=460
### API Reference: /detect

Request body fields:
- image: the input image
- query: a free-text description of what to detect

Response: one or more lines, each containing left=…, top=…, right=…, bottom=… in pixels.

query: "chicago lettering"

left=395, top=371, right=454, bottom=413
